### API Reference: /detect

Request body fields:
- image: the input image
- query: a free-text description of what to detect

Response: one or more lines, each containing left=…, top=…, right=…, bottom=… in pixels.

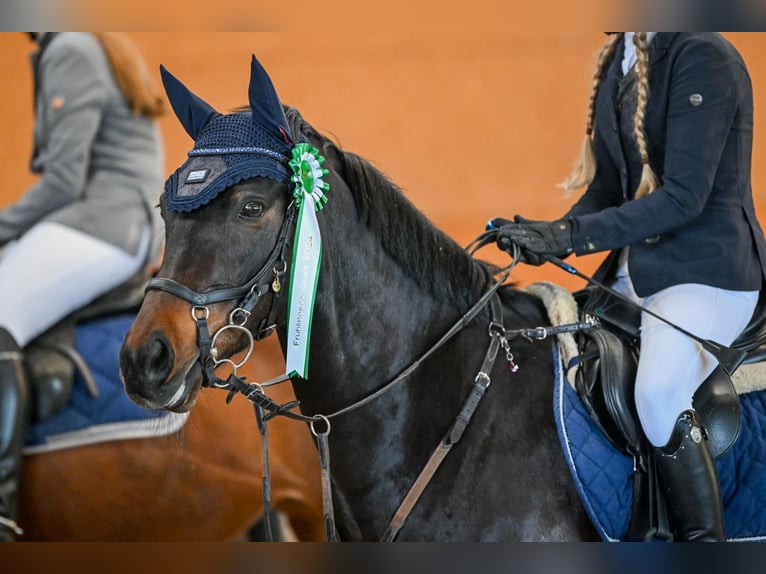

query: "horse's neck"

left=291, top=226, right=463, bottom=413
left=284, top=225, right=492, bottom=539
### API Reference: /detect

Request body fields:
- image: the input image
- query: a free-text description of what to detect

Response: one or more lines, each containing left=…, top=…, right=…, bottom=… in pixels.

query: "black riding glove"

left=488, top=215, right=574, bottom=266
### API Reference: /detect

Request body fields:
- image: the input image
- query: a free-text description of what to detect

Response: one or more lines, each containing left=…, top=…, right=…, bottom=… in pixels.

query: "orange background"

left=2, top=32, right=763, bottom=542
left=2, top=32, right=766, bottom=292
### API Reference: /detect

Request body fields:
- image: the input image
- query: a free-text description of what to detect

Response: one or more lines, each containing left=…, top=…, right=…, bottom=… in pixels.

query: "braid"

left=559, top=33, right=622, bottom=195
left=633, top=32, right=659, bottom=199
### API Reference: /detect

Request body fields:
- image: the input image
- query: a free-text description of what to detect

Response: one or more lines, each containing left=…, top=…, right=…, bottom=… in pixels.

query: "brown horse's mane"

left=282, top=106, right=496, bottom=310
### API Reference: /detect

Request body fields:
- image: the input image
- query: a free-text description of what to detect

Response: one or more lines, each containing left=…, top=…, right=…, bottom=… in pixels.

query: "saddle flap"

left=733, top=289, right=766, bottom=363
left=575, top=325, right=741, bottom=461
left=575, top=326, right=641, bottom=456
left=693, top=365, right=742, bottom=459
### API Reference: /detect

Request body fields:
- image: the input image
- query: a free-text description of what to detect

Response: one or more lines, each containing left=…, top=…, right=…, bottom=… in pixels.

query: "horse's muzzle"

left=119, top=330, right=179, bottom=407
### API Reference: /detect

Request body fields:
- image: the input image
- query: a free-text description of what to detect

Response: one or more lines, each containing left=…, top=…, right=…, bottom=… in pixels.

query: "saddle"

left=571, top=286, right=766, bottom=540
left=732, top=289, right=766, bottom=363
left=24, top=271, right=148, bottom=423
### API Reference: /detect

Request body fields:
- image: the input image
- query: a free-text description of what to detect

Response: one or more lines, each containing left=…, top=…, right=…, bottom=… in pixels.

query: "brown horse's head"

left=120, top=56, right=298, bottom=411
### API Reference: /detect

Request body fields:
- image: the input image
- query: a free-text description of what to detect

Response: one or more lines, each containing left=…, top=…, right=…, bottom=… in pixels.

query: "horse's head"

left=120, top=56, right=308, bottom=411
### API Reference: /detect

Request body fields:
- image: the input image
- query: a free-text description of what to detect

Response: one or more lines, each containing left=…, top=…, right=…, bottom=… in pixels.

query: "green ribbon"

left=285, top=144, right=330, bottom=379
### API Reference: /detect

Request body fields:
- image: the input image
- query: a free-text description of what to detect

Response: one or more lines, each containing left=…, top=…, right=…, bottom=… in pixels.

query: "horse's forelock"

left=284, top=107, right=494, bottom=309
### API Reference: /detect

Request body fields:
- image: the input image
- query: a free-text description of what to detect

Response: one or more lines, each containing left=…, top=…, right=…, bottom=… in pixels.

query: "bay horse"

left=119, top=56, right=598, bottom=541
left=17, top=334, right=324, bottom=541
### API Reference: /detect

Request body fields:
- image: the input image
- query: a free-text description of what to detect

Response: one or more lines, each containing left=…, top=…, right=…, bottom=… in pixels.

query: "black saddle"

left=24, top=271, right=148, bottom=423
left=571, top=286, right=766, bottom=541
left=732, top=289, right=766, bottom=363
left=573, top=286, right=751, bottom=460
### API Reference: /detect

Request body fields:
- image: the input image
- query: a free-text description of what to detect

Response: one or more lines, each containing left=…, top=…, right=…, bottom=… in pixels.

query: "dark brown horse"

left=119, top=56, right=597, bottom=541
left=17, top=336, right=323, bottom=541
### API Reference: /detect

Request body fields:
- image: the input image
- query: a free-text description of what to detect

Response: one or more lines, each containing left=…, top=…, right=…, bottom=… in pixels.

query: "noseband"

left=145, top=202, right=298, bottom=387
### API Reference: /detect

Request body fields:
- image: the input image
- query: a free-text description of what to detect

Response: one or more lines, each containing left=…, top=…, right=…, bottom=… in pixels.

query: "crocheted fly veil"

left=158, top=55, right=330, bottom=380
left=160, top=55, right=294, bottom=212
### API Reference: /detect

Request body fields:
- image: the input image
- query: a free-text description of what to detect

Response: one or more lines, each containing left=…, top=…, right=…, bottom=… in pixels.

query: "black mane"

left=284, top=106, right=496, bottom=310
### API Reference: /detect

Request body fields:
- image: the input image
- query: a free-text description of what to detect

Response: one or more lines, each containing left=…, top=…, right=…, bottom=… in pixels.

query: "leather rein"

left=144, top=211, right=593, bottom=541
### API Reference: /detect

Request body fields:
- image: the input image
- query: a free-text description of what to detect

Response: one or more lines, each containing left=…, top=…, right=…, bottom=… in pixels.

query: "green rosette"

left=289, top=143, right=330, bottom=211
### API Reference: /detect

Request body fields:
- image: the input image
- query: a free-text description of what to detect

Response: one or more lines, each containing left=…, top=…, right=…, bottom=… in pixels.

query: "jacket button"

left=644, top=235, right=660, bottom=244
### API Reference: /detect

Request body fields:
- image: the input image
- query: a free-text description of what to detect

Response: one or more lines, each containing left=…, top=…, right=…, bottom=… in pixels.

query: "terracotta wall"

left=2, top=32, right=765, bottom=291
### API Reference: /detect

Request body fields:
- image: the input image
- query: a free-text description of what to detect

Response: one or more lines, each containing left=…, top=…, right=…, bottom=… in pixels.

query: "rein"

left=225, top=271, right=513, bottom=541
left=221, top=260, right=592, bottom=541
left=475, top=226, right=749, bottom=375
left=542, top=255, right=748, bottom=375
left=150, top=217, right=597, bottom=541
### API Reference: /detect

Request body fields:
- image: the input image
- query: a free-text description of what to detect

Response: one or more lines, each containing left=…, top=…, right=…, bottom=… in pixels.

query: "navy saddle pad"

left=553, top=342, right=766, bottom=542
left=24, top=313, right=183, bottom=454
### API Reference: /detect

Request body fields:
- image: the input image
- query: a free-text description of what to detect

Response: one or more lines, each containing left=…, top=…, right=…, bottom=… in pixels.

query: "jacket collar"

left=648, top=32, right=677, bottom=64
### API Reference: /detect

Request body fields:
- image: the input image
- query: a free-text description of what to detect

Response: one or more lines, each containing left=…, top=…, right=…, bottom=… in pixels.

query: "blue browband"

left=188, top=147, right=289, bottom=162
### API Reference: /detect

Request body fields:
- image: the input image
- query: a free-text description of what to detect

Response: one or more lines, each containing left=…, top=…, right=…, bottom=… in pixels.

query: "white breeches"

left=0, top=222, right=148, bottom=347
left=610, top=271, right=758, bottom=447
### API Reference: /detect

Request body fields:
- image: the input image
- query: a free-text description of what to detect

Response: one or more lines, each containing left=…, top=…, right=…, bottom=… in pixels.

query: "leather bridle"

left=145, top=201, right=298, bottom=388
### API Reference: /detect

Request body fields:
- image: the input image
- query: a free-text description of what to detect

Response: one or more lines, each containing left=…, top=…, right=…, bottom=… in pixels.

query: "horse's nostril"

left=121, top=331, right=175, bottom=392
left=146, top=332, right=174, bottom=381
left=149, top=335, right=171, bottom=372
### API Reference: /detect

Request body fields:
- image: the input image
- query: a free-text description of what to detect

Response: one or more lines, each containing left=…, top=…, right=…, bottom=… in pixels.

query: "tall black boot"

left=653, top=409, right=725, bottom=542
left=0, top=328, right=28, bottom=541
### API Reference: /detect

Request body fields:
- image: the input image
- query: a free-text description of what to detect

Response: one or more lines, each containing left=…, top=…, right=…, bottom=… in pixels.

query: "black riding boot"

left=0, top=328, right=28, bottom=541
left=653, top=409, right=725, bottom=542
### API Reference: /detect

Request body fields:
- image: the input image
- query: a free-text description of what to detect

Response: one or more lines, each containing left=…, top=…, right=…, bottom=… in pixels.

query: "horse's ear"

left=248, top=55, right=294, bottom=144
left=160, top=64, right=220, bottom=140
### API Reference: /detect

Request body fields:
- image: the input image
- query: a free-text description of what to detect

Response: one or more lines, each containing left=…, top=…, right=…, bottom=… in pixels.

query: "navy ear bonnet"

left=161, top=56, right=295, bottom=213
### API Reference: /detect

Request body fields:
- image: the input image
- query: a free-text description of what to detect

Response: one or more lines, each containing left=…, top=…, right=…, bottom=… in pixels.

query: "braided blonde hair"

left=560, top=32, right=659, bottom=199
left=632, top=32, right=659, bottom=198
left=92, top=33, right=165, bottom=119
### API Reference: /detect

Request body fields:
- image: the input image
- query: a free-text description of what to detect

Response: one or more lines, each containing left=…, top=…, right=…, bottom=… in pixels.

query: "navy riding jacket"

left=564, top=32, right=766, bottom=298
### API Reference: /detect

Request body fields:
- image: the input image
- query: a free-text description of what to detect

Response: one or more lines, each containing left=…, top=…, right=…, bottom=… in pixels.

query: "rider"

left=491, top=33, right=766, bottom=541
left=0, top=33, right=164, bottom=540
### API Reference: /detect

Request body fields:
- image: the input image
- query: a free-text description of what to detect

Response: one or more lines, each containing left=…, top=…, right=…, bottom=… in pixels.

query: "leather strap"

left=255, top=404, right=274, bottom=541
left=380, top=294, right=504, bottom=542
left=316, top=427, right=339, bottom=541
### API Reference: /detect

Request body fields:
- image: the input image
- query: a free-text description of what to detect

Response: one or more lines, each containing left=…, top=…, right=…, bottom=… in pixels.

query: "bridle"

left=145, top=201, right=298, bottom=388
left=141, top=197, right=601, bottom=541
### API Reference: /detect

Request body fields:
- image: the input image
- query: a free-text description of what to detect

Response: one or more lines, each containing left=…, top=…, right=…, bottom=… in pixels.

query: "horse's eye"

left=239, top=201, right=265, bottom=220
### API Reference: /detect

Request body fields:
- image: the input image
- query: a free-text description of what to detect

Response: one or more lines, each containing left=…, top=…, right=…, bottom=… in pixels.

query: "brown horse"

left=16, top=336, right=324, bottom=541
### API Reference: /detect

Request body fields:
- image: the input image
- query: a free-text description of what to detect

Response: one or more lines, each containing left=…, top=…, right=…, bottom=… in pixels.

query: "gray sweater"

left=0, top=33, right=163, bottom=260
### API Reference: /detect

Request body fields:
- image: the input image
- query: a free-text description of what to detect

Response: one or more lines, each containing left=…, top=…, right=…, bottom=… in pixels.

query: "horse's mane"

left=284, top=106, right=497, bottom=310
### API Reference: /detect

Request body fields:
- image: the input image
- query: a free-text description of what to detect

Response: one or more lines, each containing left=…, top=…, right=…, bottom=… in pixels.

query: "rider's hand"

left=490, top=216, right=574, bottom=266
